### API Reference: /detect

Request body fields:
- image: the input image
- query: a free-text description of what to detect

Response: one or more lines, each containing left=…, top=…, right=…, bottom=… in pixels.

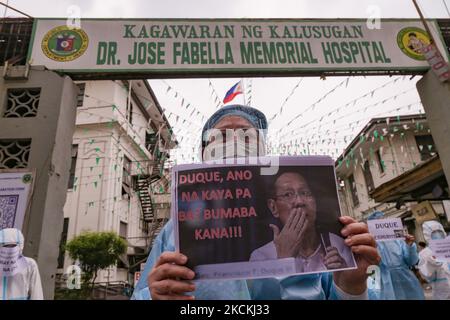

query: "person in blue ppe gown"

left=132, top=105, right=380, bottom=300
left=366, top=211, right=424, bottom=300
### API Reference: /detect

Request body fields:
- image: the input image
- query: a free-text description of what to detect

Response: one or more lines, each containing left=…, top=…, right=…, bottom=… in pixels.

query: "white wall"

left=61, top=80, right=159, bottom=284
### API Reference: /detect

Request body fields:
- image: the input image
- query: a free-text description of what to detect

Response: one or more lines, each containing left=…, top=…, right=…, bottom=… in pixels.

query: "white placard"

left=367, top=218, right=405, bottom=241
left=429, top=238, right=450, bottom=262
left=0, top=170, right=34, bottom=230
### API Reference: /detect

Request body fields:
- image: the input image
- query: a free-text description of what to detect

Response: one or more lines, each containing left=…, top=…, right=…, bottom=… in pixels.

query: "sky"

left=3, top=0, right=449, bottom=163
left=3, top=0, right=449, bottom=19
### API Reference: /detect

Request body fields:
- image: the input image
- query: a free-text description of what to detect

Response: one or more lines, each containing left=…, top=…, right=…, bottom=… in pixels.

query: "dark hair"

left=418, top=241, right=427, bottom=247
left=408, top=32, right=417, bottom=37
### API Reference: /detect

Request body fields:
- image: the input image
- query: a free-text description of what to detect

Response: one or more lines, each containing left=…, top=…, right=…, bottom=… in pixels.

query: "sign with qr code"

left=0, top=170, right=35, bottom=230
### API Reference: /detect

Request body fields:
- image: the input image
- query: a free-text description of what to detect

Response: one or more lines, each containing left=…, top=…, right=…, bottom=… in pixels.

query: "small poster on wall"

left=0, top=170, right=35, bottom=230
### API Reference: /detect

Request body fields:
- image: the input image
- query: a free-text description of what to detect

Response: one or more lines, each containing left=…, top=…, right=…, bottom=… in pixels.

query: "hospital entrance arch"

left=1, top=17, right=450, bottom=298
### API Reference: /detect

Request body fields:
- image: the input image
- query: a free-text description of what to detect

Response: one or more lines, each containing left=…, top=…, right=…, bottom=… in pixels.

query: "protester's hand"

left=405, top=234, right=415, bottom=246
left=333, top=216, right=381, bottom=295
left=270, top=208, right=307, bottom=258
left=148, top=251, right=196, bottom=300
left=324, top=247, right=347, bottom=270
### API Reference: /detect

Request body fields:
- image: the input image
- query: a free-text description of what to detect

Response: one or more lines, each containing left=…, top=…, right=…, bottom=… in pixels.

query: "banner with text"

left=367, top=217, right=405, bottom=242
left=28, top=19, right=449, bottom=76
left=429, top=237, right=450, bottom=262
left=172, top=156, right=356, bottom=280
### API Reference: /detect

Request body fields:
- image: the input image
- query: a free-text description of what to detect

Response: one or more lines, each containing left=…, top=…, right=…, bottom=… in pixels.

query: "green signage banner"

left=28, top=18, right=449, bottom=76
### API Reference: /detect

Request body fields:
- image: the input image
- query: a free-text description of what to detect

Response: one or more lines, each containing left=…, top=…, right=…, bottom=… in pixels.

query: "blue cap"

left=367, top=211, right=385, bottom=220
left=201, top=105, right=268, bottom=142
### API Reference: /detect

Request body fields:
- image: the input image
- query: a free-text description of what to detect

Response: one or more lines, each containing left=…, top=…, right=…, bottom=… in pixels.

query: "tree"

left=65, top=231, right=127, bottom=298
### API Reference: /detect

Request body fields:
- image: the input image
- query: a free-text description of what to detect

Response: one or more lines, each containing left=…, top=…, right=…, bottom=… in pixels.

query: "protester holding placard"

left=0, top=228, right=43, bottom=300
left=366, top=211, right=424, bottom=300
left=132, top=105, right=380, bottom=300
left=418, top=221, right=450, bottom=300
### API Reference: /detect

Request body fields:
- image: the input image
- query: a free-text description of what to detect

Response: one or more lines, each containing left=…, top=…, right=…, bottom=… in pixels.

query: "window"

left=68, top=145, right=78, bottom=189
left=415, top=135, right=436, bottom=161
left=119, top=221, right=128, bottom=240
left=363, top=161, right=375, bottom=193
left=76, top=83, right=86, bottom=107
left=348, top=174, right=359, bottom=207
left=117, top=221, right=129, bottom=269
left=126, top=96, right=133, bottom=125
left=4, top=88, right=41, bottom=117
left=145, top=132, right=157, bottom=154
left=122, top=156, right=132, bottom=196
left=0, top=139, right=31, bottom=168
left=57, top=218, right=69, bottom=269
left=375, top=149, right=385, bottom=174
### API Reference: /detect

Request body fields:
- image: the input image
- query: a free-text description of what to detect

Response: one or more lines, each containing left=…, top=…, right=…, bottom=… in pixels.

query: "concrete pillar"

left=416, top=71, right=450, bottom=189
left=0, top=66, right=77, bottom=299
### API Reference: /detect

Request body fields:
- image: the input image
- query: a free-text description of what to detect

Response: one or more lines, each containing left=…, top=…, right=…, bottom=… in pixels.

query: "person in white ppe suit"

left=0, top=228, right=43, bottom=300
left=418, top=221, right=450, bottom=300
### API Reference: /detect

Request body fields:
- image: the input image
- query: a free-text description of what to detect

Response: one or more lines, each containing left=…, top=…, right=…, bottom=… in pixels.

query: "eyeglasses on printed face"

left=274, top=190, right=314, bottom=203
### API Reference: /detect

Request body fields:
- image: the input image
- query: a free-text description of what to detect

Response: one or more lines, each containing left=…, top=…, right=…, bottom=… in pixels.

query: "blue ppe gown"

left=132, top=220, right=357, bottom=300
left=369, top=240, right=424, bottom=300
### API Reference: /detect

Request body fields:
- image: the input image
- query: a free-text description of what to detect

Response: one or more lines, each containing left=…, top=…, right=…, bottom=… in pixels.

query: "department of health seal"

left=41, top=26, right=89, bottom=62
left=22, top=174, right=32, bottom=184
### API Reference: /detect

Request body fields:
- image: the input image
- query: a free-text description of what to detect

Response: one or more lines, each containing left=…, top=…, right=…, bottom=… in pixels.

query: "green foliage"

left=65, top=231, right=127, bottom=295
left=54, top=287, right=90, bottom=300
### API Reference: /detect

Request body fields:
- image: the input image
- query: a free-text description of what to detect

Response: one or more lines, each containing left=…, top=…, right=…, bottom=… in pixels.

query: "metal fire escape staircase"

left=135, top=129, right=168, bottom=247
left=136, top=161, right=164, bottom=223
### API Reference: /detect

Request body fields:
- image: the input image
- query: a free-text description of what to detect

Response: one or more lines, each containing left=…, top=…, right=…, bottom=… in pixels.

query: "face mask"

left=203, top=135, right=265, bottom=161
left=0, top=246, right=26, bottom=277
left=431, top=230, right=446, bottom=240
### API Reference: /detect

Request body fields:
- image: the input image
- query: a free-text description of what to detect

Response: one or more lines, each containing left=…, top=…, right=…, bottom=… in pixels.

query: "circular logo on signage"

left=41, top=26, right=89, bottom=62
left=397, top=27, right=431, bottom=61
left=22, top=174, right=32, bottom=184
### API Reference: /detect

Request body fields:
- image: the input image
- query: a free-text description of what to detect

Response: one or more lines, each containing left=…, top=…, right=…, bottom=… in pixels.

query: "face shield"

left=431, top=230, right=446, bottom=240
left=201, top=105, right=268, bottom=161
left=422, top=221, right=447, bottom=243
left=367, top=211, right=385, bottom=221
left=202, top=127, right=266, bottom=161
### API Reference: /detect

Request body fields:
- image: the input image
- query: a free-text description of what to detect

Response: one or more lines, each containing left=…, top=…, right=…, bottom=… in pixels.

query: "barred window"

left=4, top=88, right=41, bottom=117
left=0, top=139, right=31, bottom=168
left=76, top=83, right=86, bottom=107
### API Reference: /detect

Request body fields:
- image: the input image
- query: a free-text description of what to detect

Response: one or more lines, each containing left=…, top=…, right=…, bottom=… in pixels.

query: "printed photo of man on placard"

left=174, top=158, right=356, bottom=280
left=250, top=167, right=356, bottom=273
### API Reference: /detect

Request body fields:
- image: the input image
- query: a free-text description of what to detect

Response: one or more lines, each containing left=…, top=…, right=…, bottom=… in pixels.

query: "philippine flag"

left=223, top=81, right=243, bottom=104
